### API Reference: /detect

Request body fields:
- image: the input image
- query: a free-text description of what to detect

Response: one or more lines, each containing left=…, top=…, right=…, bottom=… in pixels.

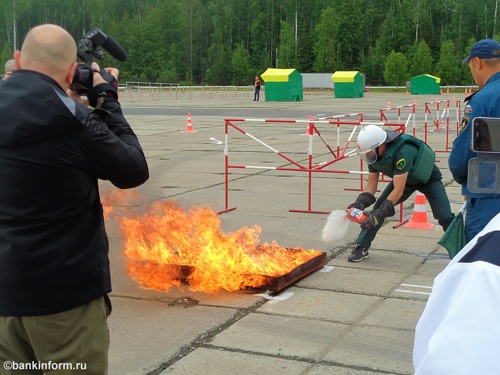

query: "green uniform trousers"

left=356, top=169, right=454, bottom=250
left=0, top=297, right=110, bottom=375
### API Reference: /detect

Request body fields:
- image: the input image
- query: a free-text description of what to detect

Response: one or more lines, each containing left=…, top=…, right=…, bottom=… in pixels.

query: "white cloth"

left=413, top=213, right=500, bottom=374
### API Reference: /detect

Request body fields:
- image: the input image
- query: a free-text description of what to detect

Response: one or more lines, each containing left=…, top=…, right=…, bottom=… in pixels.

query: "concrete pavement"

left=105, top=89, right=465, bottom=375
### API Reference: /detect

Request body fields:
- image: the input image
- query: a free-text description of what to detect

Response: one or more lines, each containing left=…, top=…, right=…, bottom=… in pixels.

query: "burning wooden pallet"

left=126, top=248, right=326, bottom=293
left=114, top=200, right=326, bottom=293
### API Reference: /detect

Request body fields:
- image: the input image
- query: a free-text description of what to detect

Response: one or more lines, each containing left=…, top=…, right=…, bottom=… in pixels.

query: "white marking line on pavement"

left=255, top=291, right=294, bottom=302
left=209, top=137, right=224, bottom=145
left=319, top=265, right=334, bottom=272
left=395, top=289, right=432, bottom=295
left=401, top=283, right=432, bottom=289
left=395, top=283, right=433, bottom=296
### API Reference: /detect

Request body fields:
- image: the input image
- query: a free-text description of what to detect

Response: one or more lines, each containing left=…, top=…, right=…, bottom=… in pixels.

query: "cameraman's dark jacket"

left=0, top=70, right=149, bottom=316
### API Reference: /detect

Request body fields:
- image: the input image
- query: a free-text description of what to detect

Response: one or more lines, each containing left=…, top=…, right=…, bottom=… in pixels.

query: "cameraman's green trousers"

left=0, top=297, right=110, bottom=375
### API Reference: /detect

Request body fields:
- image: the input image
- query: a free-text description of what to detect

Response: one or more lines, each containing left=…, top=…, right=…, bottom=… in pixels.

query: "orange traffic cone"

left=404, top=192, right=434, bottom=230
left=303, top=115, right=314, bottom=135
left=183, top=113, right=196, bottom=133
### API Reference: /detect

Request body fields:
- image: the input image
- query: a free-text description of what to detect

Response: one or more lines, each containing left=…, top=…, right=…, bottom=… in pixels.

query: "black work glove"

left=87, top=70, right=119, bottom=108
left=87, top=82, right=118, bottom=108
left=360, top=199, right=395, bottom=230
left=347, top=192, right=376, bottom=211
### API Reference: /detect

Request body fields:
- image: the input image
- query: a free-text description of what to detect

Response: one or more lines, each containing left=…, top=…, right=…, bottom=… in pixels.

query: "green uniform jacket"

left=368, top=134, right=436, bottom=185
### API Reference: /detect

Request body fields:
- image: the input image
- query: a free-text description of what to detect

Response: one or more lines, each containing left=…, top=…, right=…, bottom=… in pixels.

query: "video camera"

left=468, top=117, right=500, bottom=193
left=71, top=28, right=127, bottom=94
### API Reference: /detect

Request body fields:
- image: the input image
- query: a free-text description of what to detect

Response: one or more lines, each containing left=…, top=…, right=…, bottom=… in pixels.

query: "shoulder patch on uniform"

left=459, top=115, right=470, bottom=133
left=396, top=158, right=406, bottom=170
left=464, top=105, right=473, bottom=114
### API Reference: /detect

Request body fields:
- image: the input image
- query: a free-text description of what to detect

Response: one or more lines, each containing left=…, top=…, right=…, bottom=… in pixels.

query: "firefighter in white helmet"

left=345, top=125, right=454, bottom=262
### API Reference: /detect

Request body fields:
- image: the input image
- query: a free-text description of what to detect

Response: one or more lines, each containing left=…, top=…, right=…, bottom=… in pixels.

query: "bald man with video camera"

left=0, top=24, right=149, bottom=374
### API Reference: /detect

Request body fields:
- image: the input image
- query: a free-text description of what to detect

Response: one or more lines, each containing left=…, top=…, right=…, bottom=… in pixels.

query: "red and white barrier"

left=219, top=116, right=373, bottom=215
left=378, top=98, right=462, bottom=154
left=379, top=102, right=417, bottom=134
left=423, top=99, right=454, bottom=152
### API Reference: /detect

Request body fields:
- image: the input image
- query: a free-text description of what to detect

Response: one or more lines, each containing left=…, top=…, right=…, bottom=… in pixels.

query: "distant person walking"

left=253, top=76, right=261, bottom=101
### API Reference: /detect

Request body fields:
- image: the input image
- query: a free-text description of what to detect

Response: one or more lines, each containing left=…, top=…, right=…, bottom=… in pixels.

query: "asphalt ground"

left=104, top=88, right=465, bottom=375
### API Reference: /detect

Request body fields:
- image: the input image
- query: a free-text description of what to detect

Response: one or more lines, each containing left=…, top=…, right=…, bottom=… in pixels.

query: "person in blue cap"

left=449, top=39, right=500, bottom=242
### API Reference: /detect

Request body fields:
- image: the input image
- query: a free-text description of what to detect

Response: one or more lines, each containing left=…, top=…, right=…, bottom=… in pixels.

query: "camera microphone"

left=101, top=36, right=127, bottom=62
left=84, top=28, right=128, bottom=62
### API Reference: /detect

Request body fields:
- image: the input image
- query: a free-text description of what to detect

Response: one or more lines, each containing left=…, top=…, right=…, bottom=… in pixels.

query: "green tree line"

left=0, top=0, right=498, bottom=86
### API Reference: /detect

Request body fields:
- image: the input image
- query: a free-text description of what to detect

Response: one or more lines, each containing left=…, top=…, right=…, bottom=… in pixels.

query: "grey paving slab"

left=256, top=287, right=380, bottom=324
left=332, top=249, right=426, bottom=274
left=159, top=347, right=311, bottom=375
left=297, top=266, right=409, bottom=296
left=415, top=254, right=452, bottom=277
left=323, top=326, right=415, bottom=374
left=208, top=313, right=349, bottom=360
left=370, top=226, right=443, bottom=253
left=360, top=298, right=427, bottom=330
left=108, top=297, right=238, bottom=375
left=389, top=256, right=451, bottom=301
left=304, top=365, right=386, bottom=375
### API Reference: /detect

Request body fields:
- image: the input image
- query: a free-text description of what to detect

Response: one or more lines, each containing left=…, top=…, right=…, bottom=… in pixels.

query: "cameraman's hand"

left=2, top=71, right=12, bottom=80
left=90, top=62, right=119, bottom=86
left=67, top=88, right=89, bottom=106
left=87, top=62, right=119, bottom=107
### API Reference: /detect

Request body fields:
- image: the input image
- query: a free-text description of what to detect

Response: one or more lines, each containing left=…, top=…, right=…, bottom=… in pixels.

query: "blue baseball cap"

left=462, top=39, right=500, bottom=64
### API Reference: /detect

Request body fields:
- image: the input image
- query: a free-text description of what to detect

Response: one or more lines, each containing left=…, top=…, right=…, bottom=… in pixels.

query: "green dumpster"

left=331, top=71, right=364, bottom=98
left=410, top=74, right=441, bottom=95
left=260, top=68, right=303, bottom=102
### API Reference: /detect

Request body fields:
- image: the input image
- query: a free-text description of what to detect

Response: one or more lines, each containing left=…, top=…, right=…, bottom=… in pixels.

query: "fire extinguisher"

left=346, top=208, right=369, bottom=223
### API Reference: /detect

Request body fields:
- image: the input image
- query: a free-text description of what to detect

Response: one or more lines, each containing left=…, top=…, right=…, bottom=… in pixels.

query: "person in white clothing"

left=413, top=212, right=500, bottom=374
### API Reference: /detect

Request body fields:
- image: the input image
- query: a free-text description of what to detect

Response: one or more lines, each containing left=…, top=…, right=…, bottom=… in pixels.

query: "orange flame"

left=111, top=199, right=323, bottom=293
left=101, top=188, right=141, bottom=220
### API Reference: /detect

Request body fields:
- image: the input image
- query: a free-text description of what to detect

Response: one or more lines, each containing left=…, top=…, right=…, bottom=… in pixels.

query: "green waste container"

left=410, top=74, right=441, bottom=95
left=261, top=68, right=303, bottom=102
left=331, top=71, right=364, bottom=98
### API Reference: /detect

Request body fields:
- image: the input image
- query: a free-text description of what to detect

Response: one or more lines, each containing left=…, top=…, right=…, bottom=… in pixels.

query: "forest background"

left=0, top=0, right=498, bottom=86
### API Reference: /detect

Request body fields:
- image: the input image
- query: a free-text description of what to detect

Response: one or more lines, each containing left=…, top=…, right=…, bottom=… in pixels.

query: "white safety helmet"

left=357, top=125, right=387, bottom=164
